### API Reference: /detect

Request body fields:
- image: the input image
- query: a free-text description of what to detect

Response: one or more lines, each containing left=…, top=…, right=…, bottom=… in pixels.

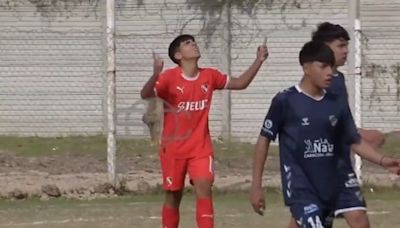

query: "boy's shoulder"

left=161, top=66, right=180, bottom=76
left=158, top=67, right=180, bottom=83
left=336, top=70, right=345, bottom=77
left=333, top=71, right=346, bottom=82
left=325, top=88, right=341, bottom=101
left=274, top=86, right=297, bottom=100
left=199, top=67, right=224, bottom=75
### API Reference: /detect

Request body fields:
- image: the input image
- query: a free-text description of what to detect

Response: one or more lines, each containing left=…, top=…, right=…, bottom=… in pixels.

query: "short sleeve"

left=154, top=71, right=170, bottom=100
left=211, top=69, right=229, bottom=90
left=260, top=94, right=285, bottom=141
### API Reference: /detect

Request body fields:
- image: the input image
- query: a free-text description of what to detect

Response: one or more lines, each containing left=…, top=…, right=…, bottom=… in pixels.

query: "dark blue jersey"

left=327, top=72, right=348, bottom=101
left=327, top=72, right=355, bottom=178
left=260, top=85, right=361, bottom=205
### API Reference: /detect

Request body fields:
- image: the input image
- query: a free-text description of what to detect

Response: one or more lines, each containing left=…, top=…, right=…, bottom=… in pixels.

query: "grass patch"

left=0, top=187, right=398, bottom=228
left=213, top=139, right=279, bottom=158
left=0, top=136, right=159, bottom=157
left=0, top=132, right=396, bottom=159
left=0, top=136, right=264, bottom=159
left=0, top=136, right=106, bottom=156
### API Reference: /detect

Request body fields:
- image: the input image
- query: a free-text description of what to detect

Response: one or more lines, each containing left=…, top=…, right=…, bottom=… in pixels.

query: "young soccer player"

left=250, top=40, right=400, bottom=228
left=140, top=34, right=268, bottom=228
left=286, top=22, right=388, bottom=228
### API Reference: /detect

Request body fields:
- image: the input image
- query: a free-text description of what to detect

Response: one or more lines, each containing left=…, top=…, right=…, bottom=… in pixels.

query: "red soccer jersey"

left=154, top=67, right=228, bottom=158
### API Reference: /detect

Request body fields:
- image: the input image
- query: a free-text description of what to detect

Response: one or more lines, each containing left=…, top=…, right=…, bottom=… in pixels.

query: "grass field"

left=0, top=134, right=399, bottom=227
left=0, top=187, right=399, bottom=228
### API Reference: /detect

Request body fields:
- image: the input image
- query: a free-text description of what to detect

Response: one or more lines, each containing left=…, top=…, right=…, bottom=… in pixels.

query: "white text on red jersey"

left=177, top=99, right=208, bottom=112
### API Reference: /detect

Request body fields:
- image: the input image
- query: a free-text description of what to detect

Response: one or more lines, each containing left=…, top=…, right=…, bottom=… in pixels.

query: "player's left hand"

left=152, top=50, right=164, bottom=77
left=380, top=156, right=400, bottom=175
left=256, top=38, right=268, bottom=62
left=250, top=186, right=266, bottom=216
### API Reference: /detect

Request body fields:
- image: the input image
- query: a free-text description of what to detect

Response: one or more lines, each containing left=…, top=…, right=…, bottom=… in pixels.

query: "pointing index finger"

left=263, top=37, right=268, bottom=46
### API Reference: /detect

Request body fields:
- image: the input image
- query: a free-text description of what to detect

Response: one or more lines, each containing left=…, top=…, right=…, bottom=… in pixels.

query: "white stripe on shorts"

left=334, top=207, right=367, bottom=216
left=209, top=156, right=213, bottom=174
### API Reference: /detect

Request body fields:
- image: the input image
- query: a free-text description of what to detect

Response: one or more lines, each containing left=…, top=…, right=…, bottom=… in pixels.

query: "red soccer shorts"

left=160, top=154, right=214, bottom=191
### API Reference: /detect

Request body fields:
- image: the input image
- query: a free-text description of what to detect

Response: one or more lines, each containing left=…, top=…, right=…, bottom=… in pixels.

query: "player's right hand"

left=152, top=50, right=164, bottom=77
left=250, top=186, right=266, bottom=216
left=256, top=37, right=268, bottom=62
left=381, top=156, right=400, bottom=175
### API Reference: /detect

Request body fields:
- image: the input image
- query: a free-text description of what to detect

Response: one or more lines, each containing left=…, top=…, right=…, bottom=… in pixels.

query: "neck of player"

left=332, top=65, right=339, bottom=74
left=300, top=78, right=325, bottom=98
left=180, top=59, right=199, bottom=78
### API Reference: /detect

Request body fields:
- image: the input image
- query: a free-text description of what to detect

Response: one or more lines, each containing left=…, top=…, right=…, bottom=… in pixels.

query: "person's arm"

left=250, top=135, right=271, bottom=215
left=140, top=52, right=164, bottom=99
left=339, top=102, right=400, bottom=175
left=140, top=75, right=158, bottom=99
left=352, top=140, right=400, bottom=175
left=226, top=41, right=268, bottom=90
left=249, top=93, right=285, bottom=215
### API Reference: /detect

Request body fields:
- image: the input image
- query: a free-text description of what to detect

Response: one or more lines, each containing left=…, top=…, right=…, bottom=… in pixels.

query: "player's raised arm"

left=140, top=51, right=164, bottom=99
left=250, top=135, right=271, bottom=216
left=226, top=39, right=268, bottom=90
left=351, top=140, right=400, bottom=175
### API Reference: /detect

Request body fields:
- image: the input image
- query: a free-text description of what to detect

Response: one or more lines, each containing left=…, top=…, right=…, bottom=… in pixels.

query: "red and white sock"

left=162, top=205, right=179, bottom=228
left=196, top=197, right=214, bottom=228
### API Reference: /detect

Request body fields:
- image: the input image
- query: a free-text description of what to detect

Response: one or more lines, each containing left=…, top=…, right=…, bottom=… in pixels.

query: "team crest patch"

left=329, top=115, right=338, bottom=127
left=201, top=83, right=209, bottom=93
left=264, top=119, right=273, bottom=129
left=166, top=176, right=173, bottom=186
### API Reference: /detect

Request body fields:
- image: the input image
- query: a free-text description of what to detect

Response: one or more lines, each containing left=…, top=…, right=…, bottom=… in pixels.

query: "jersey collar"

left=295, top=85, right=326, bottom=101
left=180, top=68, right=200, bottom=81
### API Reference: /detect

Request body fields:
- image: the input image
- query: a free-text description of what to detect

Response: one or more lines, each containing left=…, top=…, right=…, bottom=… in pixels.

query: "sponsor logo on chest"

left=304, top=138, right=334, bottom=158
left=177, top=99, right=208, bottom=112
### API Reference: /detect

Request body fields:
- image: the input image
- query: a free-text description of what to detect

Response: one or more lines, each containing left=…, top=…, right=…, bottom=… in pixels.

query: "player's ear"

left=174, top=51, right=182, bottom=62
left=302, top=63, right=311, bottom=75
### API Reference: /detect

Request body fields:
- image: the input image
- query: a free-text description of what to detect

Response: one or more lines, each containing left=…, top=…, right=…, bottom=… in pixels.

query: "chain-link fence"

left=0, top=0, right=399, bottom=196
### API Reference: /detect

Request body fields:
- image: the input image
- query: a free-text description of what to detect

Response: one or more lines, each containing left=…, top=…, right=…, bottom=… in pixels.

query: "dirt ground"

left=0, top=132, right=399, bottom=199
left=0, top=150, right=281, bottom=199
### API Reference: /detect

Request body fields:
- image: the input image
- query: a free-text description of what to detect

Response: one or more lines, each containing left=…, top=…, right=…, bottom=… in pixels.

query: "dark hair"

left=312, top=22, right=350, bottom=43
left=168, top=34, right=195, bottom=64
left=299, top=41, right=335, bottom=67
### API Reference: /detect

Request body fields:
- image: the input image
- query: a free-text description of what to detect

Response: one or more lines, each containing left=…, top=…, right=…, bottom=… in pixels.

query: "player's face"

left=306, top=61, right=333, bottom=89
left=326, top=39, right=348, bottom=67
left=175, top=39, right=201, bottom=62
